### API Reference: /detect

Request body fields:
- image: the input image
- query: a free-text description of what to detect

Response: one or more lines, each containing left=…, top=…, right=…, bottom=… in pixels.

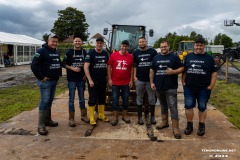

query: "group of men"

left=31, top=34, right=217, bottom=139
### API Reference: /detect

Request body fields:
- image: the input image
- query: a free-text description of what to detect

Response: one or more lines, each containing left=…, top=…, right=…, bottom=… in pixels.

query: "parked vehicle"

left=103, top=24, right=153, bottom=54
left=222, top=42, right=240, bottom=62
left=177, top=40, right=194, bottom=61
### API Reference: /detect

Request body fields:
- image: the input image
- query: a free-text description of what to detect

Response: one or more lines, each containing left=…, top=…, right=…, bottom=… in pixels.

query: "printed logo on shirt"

left=140, top=57, right=148, bottom=61
left=85, top=55, right=90, bottom=60
left=187, top=60, right=206, bottom=75
left=155, top=60, right=170, bottom=75
left=116, top=60, right=127, bottom=70
left=98, top=59, right=105, bottom=63
left=34, top=53, right=40, bottom=58
left=53, top=58, right=60, bottom=62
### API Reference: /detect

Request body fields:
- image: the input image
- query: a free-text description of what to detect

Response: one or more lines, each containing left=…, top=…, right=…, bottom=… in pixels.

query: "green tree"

left=213, top=33, right=233, bottom=47
left=221, top=34, right=233, bottom=48
left=42, top=33, right=49, bottom=42
left=51, top=7, right=89, bottom=41
left=190, top=31, right=197, bottom=39
left=214, top=33, right=222, bottom=45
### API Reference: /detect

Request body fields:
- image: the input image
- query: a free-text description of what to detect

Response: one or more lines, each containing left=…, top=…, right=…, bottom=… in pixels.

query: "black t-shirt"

left=184, top=52, right=218, bottom=88
left=62, top=48, right=87, bottom=82
left=133, top=48, right=157, bottom=82
left=84, top=49, right=109, bottom=83
left=151, top=53, right=183, bottom=91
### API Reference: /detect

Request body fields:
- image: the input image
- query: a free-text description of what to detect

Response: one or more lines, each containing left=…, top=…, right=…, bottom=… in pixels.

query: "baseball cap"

left=121, top=40, right=129, bottom=46
left=195, top=37, right=205, bottom=44
left=48, top=33, right=59, bottom=40
left=96, top=37, right=104, bottom=42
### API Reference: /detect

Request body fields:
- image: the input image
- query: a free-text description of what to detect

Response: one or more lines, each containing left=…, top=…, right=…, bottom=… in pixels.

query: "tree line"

left=153, top=31, right=234, bottom=50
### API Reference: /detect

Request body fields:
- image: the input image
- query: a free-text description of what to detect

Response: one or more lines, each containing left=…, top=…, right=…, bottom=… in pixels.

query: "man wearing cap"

left=84, top=37, right=109, bottom=125
left=62, top=34, right=89, bottom=127
left=133, top=37, right=158, bottom=125
left=182, top=37, right=218, bottom=136
left=31, top=34, right=62, bottom=135
left=107, top=40, right=134, bottom=126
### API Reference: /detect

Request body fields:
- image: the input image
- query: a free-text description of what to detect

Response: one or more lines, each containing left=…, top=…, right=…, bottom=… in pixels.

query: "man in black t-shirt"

left=182, top=37, right=218, bottom=136
left=84, top=37, right=109, bottom=126
left=150, top=40, right=184, bottom=139
left=62, top=34, right=89, bottom=127
left=133, top=37, right=158, bottom=125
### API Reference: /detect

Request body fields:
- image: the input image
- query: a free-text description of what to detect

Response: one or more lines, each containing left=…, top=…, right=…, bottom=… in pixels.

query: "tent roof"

left=0, top=32, right=44, bottom=45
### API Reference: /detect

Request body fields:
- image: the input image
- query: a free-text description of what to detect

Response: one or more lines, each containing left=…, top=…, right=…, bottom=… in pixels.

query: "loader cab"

left=104, top=24, right=153, bottom=54
left=178, top=40, right=194, bottom=61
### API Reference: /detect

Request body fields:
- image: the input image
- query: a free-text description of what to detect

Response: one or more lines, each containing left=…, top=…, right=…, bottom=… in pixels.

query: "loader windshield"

left=111, top=25, right=145, bottom=53
left=178, top=41, right=194, bottom=52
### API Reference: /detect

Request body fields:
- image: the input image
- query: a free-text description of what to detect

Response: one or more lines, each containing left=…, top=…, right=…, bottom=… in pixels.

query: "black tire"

left=223, top=53, right=235, bottom=62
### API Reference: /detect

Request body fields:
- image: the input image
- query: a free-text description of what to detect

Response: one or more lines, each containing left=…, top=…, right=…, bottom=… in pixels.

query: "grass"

left=210, top=80, right=240, bottom=129
left=0, top=77, right=68, bottom=123
left=230, top=61, right=240, bottom=69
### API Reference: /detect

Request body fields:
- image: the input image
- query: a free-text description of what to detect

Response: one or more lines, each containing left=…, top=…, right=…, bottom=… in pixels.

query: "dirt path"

left=0, top=87, right=239, bottom=159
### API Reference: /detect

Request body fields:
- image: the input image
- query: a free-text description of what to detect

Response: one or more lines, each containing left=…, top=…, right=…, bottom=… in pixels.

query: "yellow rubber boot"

left=98, top=105, right=109, bottom=122
left=88, top=106, right=96, bottom=125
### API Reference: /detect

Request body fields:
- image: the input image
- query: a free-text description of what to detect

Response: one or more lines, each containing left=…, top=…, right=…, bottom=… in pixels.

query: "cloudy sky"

left=0, top=0, right=240, bottom=44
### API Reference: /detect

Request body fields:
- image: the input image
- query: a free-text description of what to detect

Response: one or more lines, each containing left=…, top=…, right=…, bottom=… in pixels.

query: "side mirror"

left=103, top=28, right=108, bottom=35
left=149, top=29, right=154, bottom=37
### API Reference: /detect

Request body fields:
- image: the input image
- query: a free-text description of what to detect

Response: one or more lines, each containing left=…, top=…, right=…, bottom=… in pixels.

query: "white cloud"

left=0, top=0, right=240, bottom=44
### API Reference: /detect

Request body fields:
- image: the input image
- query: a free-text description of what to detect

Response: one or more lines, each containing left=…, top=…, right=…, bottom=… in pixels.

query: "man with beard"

left=150, top=40, right=184, bottom=139
left=133, top=37, right=157, bottom=125
left=62, top=34, right=89, bottom=127
left=182, top=37, right=217, bottom=136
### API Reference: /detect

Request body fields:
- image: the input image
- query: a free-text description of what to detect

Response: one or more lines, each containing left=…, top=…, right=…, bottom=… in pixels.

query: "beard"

left=140, top=45, right=146, bottom=50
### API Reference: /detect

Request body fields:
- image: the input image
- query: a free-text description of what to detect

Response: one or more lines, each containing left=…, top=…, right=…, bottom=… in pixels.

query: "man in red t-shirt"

left=107, top=40, right=134, bottom=126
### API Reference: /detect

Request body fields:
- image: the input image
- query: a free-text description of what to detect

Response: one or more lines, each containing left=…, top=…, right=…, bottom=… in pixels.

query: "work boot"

left=122, top=110, right=130, bottom=123
left=144, top=105, right=149, bottom=117
left=111, top=111, right=118, bottom=126
left=137, top=105, right=144, bottom=125
left=45, top=109, right=58, bottom=127
left=38, top=110, right=48, bottom=136
left=98, top=105, right=109, bottom=122
left=184, top=121, right=193, bottom=135
left=172, top=119, right=182, bottom=139
left=156, top=114, right=169, bottom=130
left=88, top=106, right=96, bottom=126
left=80, top=108, right=90, bottom=123
left=150, top=105, right=156, bottom=125
left=197, top=122, right=205, bottom=136
left=69, top=111, right=76, bottom=127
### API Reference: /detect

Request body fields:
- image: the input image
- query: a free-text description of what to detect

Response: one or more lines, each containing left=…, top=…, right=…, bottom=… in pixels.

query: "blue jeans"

left=156, top=89, right=179, bottom=120
left=184, top=86, right=211, bottom=112
left=68, top=81, right=86, bottom=112
left=37, top=80, right=58, bottom=111
left=112, top=85, right=130, bottom=111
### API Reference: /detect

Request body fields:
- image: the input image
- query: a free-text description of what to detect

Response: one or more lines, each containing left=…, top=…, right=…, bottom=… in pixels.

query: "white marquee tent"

left=0, top=32, right=44, bottom=67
